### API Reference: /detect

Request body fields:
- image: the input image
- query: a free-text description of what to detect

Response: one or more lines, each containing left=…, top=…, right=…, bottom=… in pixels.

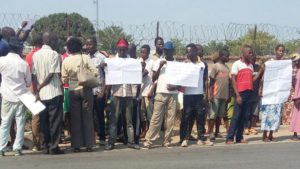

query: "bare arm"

left=231, top=74, right=242, bottom=104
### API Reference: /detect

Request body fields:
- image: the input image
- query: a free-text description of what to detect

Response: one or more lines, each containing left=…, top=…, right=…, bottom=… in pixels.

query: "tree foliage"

left=97, top=26, right=133, bottom=54
left=170, top=38, right=186, bottom=56
left=33, top=13, right=95, bottom=52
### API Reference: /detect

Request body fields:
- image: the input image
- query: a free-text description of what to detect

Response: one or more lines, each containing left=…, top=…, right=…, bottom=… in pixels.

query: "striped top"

left=32, top=45, right=62, bottom=100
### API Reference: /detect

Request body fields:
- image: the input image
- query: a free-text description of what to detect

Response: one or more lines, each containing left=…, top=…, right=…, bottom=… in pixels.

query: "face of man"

left=220, top=55, right=229, bottom=63
left=242, top=47, right=253, bottom=63
left=118, top=47, right=128, bottom=58
left=156, top=39, right=164, bottom=53
left=85, top=39, right=96, bottom=55
left=140, top=48, right=149, bottom=60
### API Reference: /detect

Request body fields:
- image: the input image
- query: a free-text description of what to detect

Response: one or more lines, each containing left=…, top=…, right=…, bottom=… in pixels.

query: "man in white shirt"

left=0, top=37, right=31, bottom=156
left=180, top=44, right=213, bottom=147
left=85, top=37, right=107, bottom=146
left=32, top=32, right=63, bottom=155
left=144, top=41, right=178, bottom=148
left=139, top=44, right=155, bottom=138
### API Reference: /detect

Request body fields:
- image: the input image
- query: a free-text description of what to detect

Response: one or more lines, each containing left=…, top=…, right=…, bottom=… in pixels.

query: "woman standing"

left=61, top=37, right=98, bottom=152
left=289, top=53, right=300, bottom=141
left=260, top=44, right=286, bottom=142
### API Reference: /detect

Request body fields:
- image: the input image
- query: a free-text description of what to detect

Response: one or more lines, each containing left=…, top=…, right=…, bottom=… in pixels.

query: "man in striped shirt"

left=32, top=32, right=64, bottom=155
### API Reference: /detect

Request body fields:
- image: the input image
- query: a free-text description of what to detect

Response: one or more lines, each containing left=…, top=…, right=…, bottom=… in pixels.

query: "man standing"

left=25, top=34, right=43, bottom=151
left=105, top=39, right=140, bottom=150
left=226, top=45, right=256, bottom=144
left=32, top=32, right=64, bottom=154
left=150, top=37, right=164, bottom=61
left=144, top=41, right=178, bottom=148
left=0, top=37, right=31, bottom=156
left=85, top=37, right=107, bottom=146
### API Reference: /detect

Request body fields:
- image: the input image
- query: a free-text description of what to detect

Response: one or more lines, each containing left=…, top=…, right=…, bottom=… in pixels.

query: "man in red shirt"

left=226, top=45, right=263, bottom=144
left=25, top=34, right=43, bottom=151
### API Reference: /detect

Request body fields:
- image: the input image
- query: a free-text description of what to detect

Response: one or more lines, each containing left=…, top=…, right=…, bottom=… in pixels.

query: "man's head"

left=241, top=45, right=253, bottom=63
left=128, top=43, right=137, bottom=58
left=1, top=27, right=16, bottom=41
left=8, top=36, right=23, bottom=55
left=42, top=32, right=58, bottom=50
left=186, top=43, right=198, bottom=62
left=195, top=44, right=204, bottom=57
left=116, top=38, right=129, bottom=58
left=32, top=34, right=43, bottom=48
left=154, top=37, right=164, bottom=54
left=219, top=48, right=230, bottom=63
left=275, top=44, right=285, bottom=60
left=66, top=37, right=83, bottom=54
left=163, top=41, right=174, bottom=60
left=140, top=44, right=150, bottom=60
left=85, top=36, right=97, bottom=55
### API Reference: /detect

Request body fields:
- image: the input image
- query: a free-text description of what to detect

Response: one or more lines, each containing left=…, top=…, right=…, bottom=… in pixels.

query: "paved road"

left=1, top=141, right=300, bottom=169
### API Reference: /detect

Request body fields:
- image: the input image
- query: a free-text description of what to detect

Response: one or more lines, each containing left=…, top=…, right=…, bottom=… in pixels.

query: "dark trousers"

left=69, top=88, right=95, bottom=148
left=132, top=99, right=140, bottom=144
left=93, top=96, right=106, bottom=141
left=180, top=95, right=206, bottom=141
left=109, top=97, right=134, bottom=144
left=227, top=90, right=253, bottom=142
left=40, top=95, right=63, bottom=152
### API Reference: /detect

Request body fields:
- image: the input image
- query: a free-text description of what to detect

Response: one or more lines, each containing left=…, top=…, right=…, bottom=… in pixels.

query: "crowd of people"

left=0, top=22, right=299, bottom=157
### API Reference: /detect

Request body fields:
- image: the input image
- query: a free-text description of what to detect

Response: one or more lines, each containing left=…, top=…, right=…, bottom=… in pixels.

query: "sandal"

left=236, top=139, right=248, bottom=144
left=262, top=138, right=270, bottom=142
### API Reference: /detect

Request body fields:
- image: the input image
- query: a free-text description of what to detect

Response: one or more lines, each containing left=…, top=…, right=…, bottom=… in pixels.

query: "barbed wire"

left=2, top=13, right=300, bottom=55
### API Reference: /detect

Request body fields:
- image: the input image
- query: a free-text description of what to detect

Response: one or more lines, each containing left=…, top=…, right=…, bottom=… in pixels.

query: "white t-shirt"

left=153, top=59, right=178, bottom=94
left=184, top=61, right=206, bottom=95
left=140, top=57, right=154, bottom=97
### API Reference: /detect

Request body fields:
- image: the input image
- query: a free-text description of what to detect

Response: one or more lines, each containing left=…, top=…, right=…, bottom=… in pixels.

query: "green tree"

left=33, top=13, right=95, bottom=52
left=170, top=38, right=186, bottom=56
left=203, top=40, right=227, bottom=55
left=225, top=28, right=278, bottom=56
left=97, top=26, right=133, bottom=54
left=284, top=40, right=300, bottom=54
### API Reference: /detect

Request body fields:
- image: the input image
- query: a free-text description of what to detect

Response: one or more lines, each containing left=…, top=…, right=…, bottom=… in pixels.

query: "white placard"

left=165, top=61, right=200, bottom=87
left=262, top=60, right=292, bottom=105
left=104, top=58, right=142, bottom=85
left=19, top=91, right=46, bottom=115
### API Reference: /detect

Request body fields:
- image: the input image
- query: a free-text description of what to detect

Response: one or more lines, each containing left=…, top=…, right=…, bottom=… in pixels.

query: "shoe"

left=73, top=148, right=81, bottom=153
left=22, top=145, right=29, bottom=150
left=14, top=150, right=24, bottom=156
left=209, top=133, right=216, bottom=141
left=198, top=140, right=214, bottom=146
left=128, top=144, right=140, bottom=150
left=162, top=142, right=172, bottom=148
left=250, top=128, right=258, bottom=135
left=50, top=149, right=64, bottom=155
left=225, top=140, right=234, bottom=145
left=0, top=151, right=5, bottom=157
left=105, top=144, right=115, bottom=151
left=143, top=142, right=151, bottom=149
left=99, top=140, right=106, bottom=146
left=181, top=140, right=188, bottom=147
left=244, top=129, right=250, bottom=135
left=86, top=148, right=93, bottom=152
left=32, top=146, right=41, bottom=152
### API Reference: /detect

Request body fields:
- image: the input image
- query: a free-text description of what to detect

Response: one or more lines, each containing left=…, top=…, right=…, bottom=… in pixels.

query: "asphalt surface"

left=0, top=141, right=299, bottom=169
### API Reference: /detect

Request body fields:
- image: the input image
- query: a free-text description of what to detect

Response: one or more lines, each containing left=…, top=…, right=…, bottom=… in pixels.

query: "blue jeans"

left=227, top=90, right=253, bottom=142
left=0, top=99, right=25, bottom=151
